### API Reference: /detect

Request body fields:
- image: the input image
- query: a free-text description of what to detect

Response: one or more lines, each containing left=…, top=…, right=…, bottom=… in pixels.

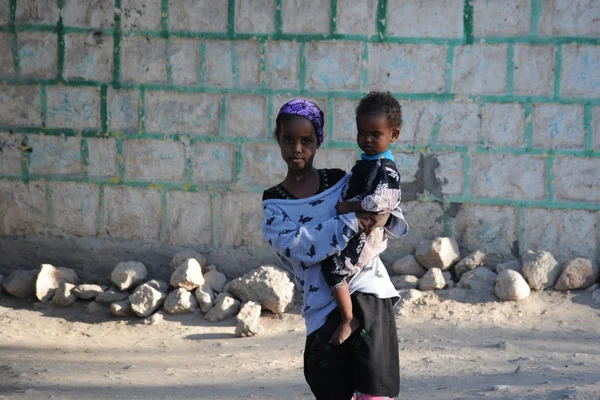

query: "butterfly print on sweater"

left=309, top=199, right=324, bottom=207
left=299, top=215, right=313, bottom=224
left=306, top=245, right=316, bottom=258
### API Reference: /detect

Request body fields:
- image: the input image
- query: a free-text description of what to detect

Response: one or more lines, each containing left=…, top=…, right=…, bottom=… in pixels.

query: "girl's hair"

left=356, top=91, right=402, bottom=129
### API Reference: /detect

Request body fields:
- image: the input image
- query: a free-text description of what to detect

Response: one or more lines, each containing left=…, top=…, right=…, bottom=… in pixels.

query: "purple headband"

left=276, top=99, right=325, bottom=144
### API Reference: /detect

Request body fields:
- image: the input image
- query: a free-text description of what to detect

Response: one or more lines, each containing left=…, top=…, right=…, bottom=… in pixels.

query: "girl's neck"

left=281, top=167, right=320, bottom=199
left=285, top=166, right=318, bottom=183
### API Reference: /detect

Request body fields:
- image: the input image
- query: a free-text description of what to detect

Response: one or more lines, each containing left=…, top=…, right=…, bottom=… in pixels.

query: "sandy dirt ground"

left=1, top=289, right=600, bottom=400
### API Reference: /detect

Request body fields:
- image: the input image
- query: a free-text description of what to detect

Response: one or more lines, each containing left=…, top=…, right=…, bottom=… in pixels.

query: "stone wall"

left=0, top=0, right=599, bottom=280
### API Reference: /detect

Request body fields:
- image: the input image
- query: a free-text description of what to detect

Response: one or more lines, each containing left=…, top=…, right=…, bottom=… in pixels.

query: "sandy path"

left=1, top=290, right=599, bottom=399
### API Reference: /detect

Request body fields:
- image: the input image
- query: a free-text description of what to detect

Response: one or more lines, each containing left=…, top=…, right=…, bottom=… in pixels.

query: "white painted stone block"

left=104, top=186, right=162, bottom=241
left=473, top=0, right=531, bottom=36
left=388, top=201, right=444, bottom=254
left=313, top=148, right=357, bottom=173
left=16, top=0, right=60, bottom=24
left=282, top=0, right=330, bottom=34
left=435, top=152, right=464, bottom=196
left=124, top=139, right=185, bottom=182
left=87, top=138, right=117, bottom=178
left=51, top=182, right=99, bottom=236
left=0, top=85, right=41, bottom=127
left=336, top=0, right=377, bottom=37
left=219, top=192, right=265, bottom=247
left=538, top=0, right=600, bottom=36
left=306, top=42, right=362, bottom=90
left=121, top=36, right=167, bottom=84
left=561, top=45, right=600, bottom=98
left=513, top=45, right=555, bottom=96
left=47, top=86, right=101, bottom=129
left=17, top=32, right=57, bottom=79
left=64, top=33, right=113, bottom=82
left=266, top=41, right=300, bottom=89
left=62, top=0, right=114, bottom=28
left=482, top=103, right=525, bottom=147
left=191, top=142, right=236, bottom=184
left=0, top=180, right=47, bottom=235
left=121, top=0, right=162, bottom=31
left=399, top=101, right=440, bottom=145
left=27, top=135, right=82, bottom=176
left=167, top=191, right=212, bottom=246
left=333, top=98, right=358, bottom=142
left=0, top=132, right=22, bottom=176
left=437, top=102, right=482, bottom=145
left=553, top=156, right=600, bottom=202
left=235, top=0, right=275, bottom=33
left=168, top=0, right=228, bottom=33
left=453, top=45, right=508, bottom=95
left=108, top=89, right=138, bottom=132
left=0, top=33, right=15, bottom=78
left=145, top=91, right=220, bottom=135
left=386, top=0, right=463, bottom=38
left=240, top=144, right=286, bottom=186
left=533, top=104, right=585, bottom=149
left=168, top=39, right=200, bottom=85
left=226, top=95, right=268, bottom=138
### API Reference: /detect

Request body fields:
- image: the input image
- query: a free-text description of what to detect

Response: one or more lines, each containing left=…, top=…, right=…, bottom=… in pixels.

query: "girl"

left=261, top=99, right=408, bottom=400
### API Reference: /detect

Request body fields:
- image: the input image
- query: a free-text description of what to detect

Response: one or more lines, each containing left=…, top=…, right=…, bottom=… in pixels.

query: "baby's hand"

left=335, top=202, right=353, bottom=215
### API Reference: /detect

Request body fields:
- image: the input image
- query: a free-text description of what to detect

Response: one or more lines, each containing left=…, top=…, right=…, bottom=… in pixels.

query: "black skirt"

left=304, top=292, right=400, bottom=399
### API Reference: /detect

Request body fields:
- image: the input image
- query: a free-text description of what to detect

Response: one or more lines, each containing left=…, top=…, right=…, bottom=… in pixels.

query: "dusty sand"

left=1, top=289, right=600, bottom=400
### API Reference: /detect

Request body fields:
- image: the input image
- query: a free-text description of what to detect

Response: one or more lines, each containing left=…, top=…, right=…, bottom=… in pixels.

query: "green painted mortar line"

left=228, top=0, right=235, bottom=37
left=442, top=207, right=452, bottom=237
left=546, top=154, right=555, bottom=201
left=274, top=0, right=282, bottom=35
left=115, top=136, right=125, bottom=184
left=231, top=43, right=240, bottom=87
left=299, top=42, right=306, bottom=91
left=553, top=45, right=562, bottom=99
left=326, top=96, right=334, bottom=141
left=159, top=188, right=169, bottom=242
left=56, top=0, right=65, bottom=82
left=160, top=0, right=169, bottom=35
left=462, top=151, right=472, bottom=196
left=81, top=137, right=90, bottom=180
left=506, top=44, right=514, bottom=95
left=330, top=0, right=338, bottom=35
left=518, top=207, right=526, bottom=254
left=45, top=180, right=54, bottom=231
left=584, top=104, right=593, bottom=151
left=530, top=0, right=542, bottom=36
left=183, top=147, right=193, bottom=191
left=428, top=110, right=443, bottom=143
left=524, top=103, right=533, bottom=149
left=39, top=85, right=47, bottom=128
left=97, top=183, right=105, bottom=235
left=480, top=36, right=600, bottom=46
left=20, top=136, right=30, bottom=183
left=138, top=87, right=145, bottom=135
left=259, top=40, right=267, bottom=89
left=376, top=0, right=387, bottom=40
left=219, top=94, right=228, bottom=137
left=199, top=42, right=207, bottom=86
left=463, top=0, right=474, bottom=45
left=63, top=27, right=113, bottom=35
left=100, top=84, right=108, bottom=133
left=266, top=94, right=274, bottom=136
left=165, top=40, right=173, bottom=84
left=360, top=42, right=369, bottom=91
left=444, top=45, right=455, bottom=93
left=112, top=0, right=122, bottom=86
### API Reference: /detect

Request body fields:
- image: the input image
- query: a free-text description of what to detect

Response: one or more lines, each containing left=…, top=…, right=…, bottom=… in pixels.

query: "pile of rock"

left=391, top=237, right=600, bottom=307
left=0, top=250, right=295, bottom=338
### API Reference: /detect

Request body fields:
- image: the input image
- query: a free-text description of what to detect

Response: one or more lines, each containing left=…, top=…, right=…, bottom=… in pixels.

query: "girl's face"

left=277, top=116, right=320, bottom=172
left=356, top=112, right=400, bottom=156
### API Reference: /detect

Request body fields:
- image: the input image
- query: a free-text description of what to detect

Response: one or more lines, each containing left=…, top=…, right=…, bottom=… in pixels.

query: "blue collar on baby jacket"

left=360, top=149, right=395, bottom=162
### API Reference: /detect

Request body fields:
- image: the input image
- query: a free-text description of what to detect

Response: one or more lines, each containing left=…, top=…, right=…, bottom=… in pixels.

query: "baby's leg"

left=329, top=280, right=360, bottom=345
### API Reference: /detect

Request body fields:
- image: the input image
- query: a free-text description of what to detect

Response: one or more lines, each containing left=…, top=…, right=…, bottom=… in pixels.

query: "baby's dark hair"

left=356, top=91, right=402, bottom=129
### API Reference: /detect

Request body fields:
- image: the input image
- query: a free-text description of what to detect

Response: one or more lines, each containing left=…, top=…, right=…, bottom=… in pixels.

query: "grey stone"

left=145, top=279, right=169, bottom=294
left=235, top=301, right=262, bottom=337
left=205, top=264, right=218, bottom=272
left=459, top=267, right=498, bottom=292
left=129, top=280, right=168, bottom=317
left=0, top=274, right=3, bottom=296
left=555, top=258, right=599, bottom=291
left=205, top=293, right=241, bottom=322
left=442, top=271, right=453, bottom=288
left=392, top=255, right=427, bottom=278
left=110, top=300, right=134, bottom=317
left=72, top=284, right=106, bottom=300
left=397, top=289, right=423, bottom=306
left=51, top=282, right=77, bottom=307
left=224, top=266, right=294, bottom=315
left=419, top=268, right=446, bottom=291
left=164, top=288, right=198, bottom=315
left=495, top=270, right=531, bottom=301
left=195, top=283, right=215, bottom=313
left=142, top=311, right=164, bottom=325
left=170, top=258, right=204, bottom=291
left=169, top=250, right=208, bottom=274
left=204, top=269, right=227, bottom=293
left=85, top=301, right=104, bottom=314
left=392, top=275, right=419, bottom=290
left=592, top=289, right=600, bottom=305
left=495, top=259, right=522, bottom=274
left=36, top=264, right=79, bottom=302
left=2, top=270, right=37, bottom=298
left=454, top=250, right=486, bottom=279
left=415, top=237, right=460, bottom=270
left=587, top=283, right=599, bottom=292
left=521, top=250, right=562, bottom=290
left=111, top=261, right=147, bottom=291
left=96, top=288, right=129, bottom=304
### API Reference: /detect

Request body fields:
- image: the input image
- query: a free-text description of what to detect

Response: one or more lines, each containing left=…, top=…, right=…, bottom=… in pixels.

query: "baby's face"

left=356, top=112, right=400, bottom=156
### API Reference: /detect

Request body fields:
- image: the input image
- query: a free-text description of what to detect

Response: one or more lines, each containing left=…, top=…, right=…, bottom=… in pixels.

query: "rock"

left=397, top=289, right=423, bottom=306
left=0, top=274, right=4, bottom=295
left=415, top=237, right=460, bottom=270
left=169, top=250, right=208, bottom=274
left=205, top=293, right=241, bottom=322
left=2, top=270, right=37, bottom=298
left=110, top=300, right=134, bottom=317
left=195, top=283, right=215, bottom=313
left=164, top=288, right=198, bottom=315
left=85, top=301, right=104, bottom=314
left=454, top=250, right=486, bottom=279
left=592, top=289, right=600, bottom=305
left=72, top=284, right=106, bottom=300
left=111, top=261, right=147, bottom=291
left=204, top=270, right=228, bottom=293
left=495, top=270, right=531, bottom=301
left=235, top=301, right=262, bottom=337
left=224, top=266, right=294, bottom=314
left=555, top=258, right=599, bottom=291
left=51, top=282, right=77, bottom=307
left=495, top=259, right=522, bottom=274
left=458, top=267, right=498, bottom=292
left=129, top=280, right=168, bottom=317
left=587, top=283, right=599, bottom=292
left=419, top=268, right=445, bottom=291
left=205, top=264, right=218, bottom=272
left=392, top=275, right=419, bottom=290
left=35, top=264, right=79, bottom=302
left=170, top=258, right=204, bottom=290
left=521, top=251, right=562, bottom=290
left=142, top=311, right=164, bottom=325
left=442, top=271, right=453, bottom=288
left=392, top=255, right=427, bottom=278
left=96, top=288, right=129, bottom=304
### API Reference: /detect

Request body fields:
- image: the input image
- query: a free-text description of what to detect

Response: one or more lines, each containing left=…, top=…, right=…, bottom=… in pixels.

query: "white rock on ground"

left=111, top=261, right=147, bottom=291
left=235, top=301, right=262, bottom=337
left=392, top=255, right=427, bottom=278
left=85, top=301, right=104, bottom=314
left=95, top=288, right=129, bottom=304
left=72, top=284, right=106, bottom=300
left=224, top=266, right=294, bottom=315
left=592, top=289, right=600, bottom=305
left=415, top=237, right=460, bottom=270
left=495, top=270, right=531, bottom=301
left=392, top=275, right=419, bottom=290
left=129, top=280, right=169, bottom=317
left=204, top=269, right=228, bottom=293
left=36, top=264, right=79, bottom=302
left=143, top=311, right=164, bottom=325
left=521, top=250, right=562, bottom=290
left=555, top=258, right=599, bottom=291
left=495, top=259, right=522, bottom=274
left=454, top=250, right=486, bottom=279
left=170, top=258, right=204, bottom=290
left=459, top=267, right=498, bottom=292
left=110, top=300, right=134, bottom=317
left=397, top=289, right=423, bottom=307
left=419, top=268, right=445, bottom=291
left=205, top=293, right=241, bottom=322
left=51, top=282, right=77, bottom=307
left=169, top=250, right=208, bottom=274
left=195, top=283, right=215, bottom=313
left=164, top=288, right=199, bottom=315
left=2, top=270, right=37, bottom=298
